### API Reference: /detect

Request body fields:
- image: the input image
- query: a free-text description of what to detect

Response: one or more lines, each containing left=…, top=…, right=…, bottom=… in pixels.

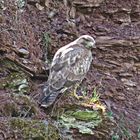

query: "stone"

left=18, top=48, right=29, bottom=55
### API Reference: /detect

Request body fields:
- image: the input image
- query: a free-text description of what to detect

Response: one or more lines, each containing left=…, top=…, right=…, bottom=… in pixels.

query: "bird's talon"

left=72, top=91, right=85, bottom=100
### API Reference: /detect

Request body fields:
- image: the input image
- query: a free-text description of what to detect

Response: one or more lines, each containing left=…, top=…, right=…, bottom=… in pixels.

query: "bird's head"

left=75, top=35, right=96, bottom=49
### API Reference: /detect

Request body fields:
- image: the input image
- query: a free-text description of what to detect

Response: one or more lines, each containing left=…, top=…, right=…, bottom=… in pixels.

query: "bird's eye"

left=83, top=38, right=89, bottom=41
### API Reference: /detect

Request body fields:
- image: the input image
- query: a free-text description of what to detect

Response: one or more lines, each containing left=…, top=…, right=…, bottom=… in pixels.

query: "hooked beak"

left=92, top=44, right=96, bottom=48
left=87, top=42, right=96, bottom=48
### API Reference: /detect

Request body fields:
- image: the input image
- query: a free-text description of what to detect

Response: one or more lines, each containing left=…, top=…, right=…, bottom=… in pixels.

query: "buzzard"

left=41, top=35, right=96, bottom=108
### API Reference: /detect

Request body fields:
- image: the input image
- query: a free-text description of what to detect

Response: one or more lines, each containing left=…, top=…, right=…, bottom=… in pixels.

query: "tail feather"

left=40, top=85, right=60, bottom=108
left=41, top=92, right=60, bottom=108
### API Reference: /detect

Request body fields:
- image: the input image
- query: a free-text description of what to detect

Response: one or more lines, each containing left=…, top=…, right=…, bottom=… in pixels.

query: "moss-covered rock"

left=10, top=118, right=60, bottom=140
left=72, top=110, right=101, bottom=121
left=0, top=60, right=29, bottom=94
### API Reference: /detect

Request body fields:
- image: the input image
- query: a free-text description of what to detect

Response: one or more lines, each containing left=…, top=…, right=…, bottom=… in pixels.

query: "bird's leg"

left=72, top=84, right=85, bottom=100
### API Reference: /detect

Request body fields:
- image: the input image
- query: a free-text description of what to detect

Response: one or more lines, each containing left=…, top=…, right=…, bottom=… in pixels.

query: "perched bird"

left=41, top=35, right=96, bottom=108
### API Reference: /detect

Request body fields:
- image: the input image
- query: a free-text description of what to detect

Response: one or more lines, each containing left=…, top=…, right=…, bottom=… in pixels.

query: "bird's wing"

left=47, top=44, right=93, bottom=92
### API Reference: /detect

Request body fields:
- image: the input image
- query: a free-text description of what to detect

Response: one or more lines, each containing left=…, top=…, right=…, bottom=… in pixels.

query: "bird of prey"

left=41, top=35, right=96, bottom=108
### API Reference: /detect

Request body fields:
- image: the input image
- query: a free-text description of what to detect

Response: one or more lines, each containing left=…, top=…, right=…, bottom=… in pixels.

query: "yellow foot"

left=73, top=91, right=85, bottom=100
left=70, top=84, right=86, bottom=100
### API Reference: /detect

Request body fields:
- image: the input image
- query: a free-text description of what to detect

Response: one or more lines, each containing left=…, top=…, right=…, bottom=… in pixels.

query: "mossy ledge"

left=10, top=118, right=60, bottom=140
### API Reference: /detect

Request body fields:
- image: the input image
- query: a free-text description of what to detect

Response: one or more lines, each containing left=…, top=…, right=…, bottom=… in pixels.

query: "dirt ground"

left=0, top=0, right=140, bottom=139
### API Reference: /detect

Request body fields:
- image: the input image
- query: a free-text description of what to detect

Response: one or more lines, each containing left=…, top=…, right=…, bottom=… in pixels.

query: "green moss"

left=47, top=123, right=60, bottom=140
left=4, top=72, right=29, bottom=93
left=0, top=60, right=29, bottom=93
left=10, top=118, right=60, bottom=140
left=57, top=109, right=102, bottom=136
left=0, top=101, right=19, bottom=117
left=11, top=93, right=39, bottom=117
left=72, top=110, right=101, bottom=121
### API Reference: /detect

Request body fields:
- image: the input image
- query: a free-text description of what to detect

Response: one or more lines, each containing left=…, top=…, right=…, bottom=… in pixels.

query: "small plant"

left=43, top=32, right=52, bottom=62
left=107, top=111, right=114, bottom=120
left=111, top=114, right=132, bottom=140
left=90, top=88, right=100, bottom=103
left=58, top=109, right=102, bottom=135
left=85, top=88, right=106, bottom=113
left=43, top=32, right=51, bottom=48
left=111, top=134, right=120, bottom=140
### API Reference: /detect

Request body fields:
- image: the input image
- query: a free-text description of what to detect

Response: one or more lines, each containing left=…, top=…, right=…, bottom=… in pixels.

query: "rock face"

left=64, top=0, right=140, bottom=138
left=0, top=0, right=140, bottom=139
